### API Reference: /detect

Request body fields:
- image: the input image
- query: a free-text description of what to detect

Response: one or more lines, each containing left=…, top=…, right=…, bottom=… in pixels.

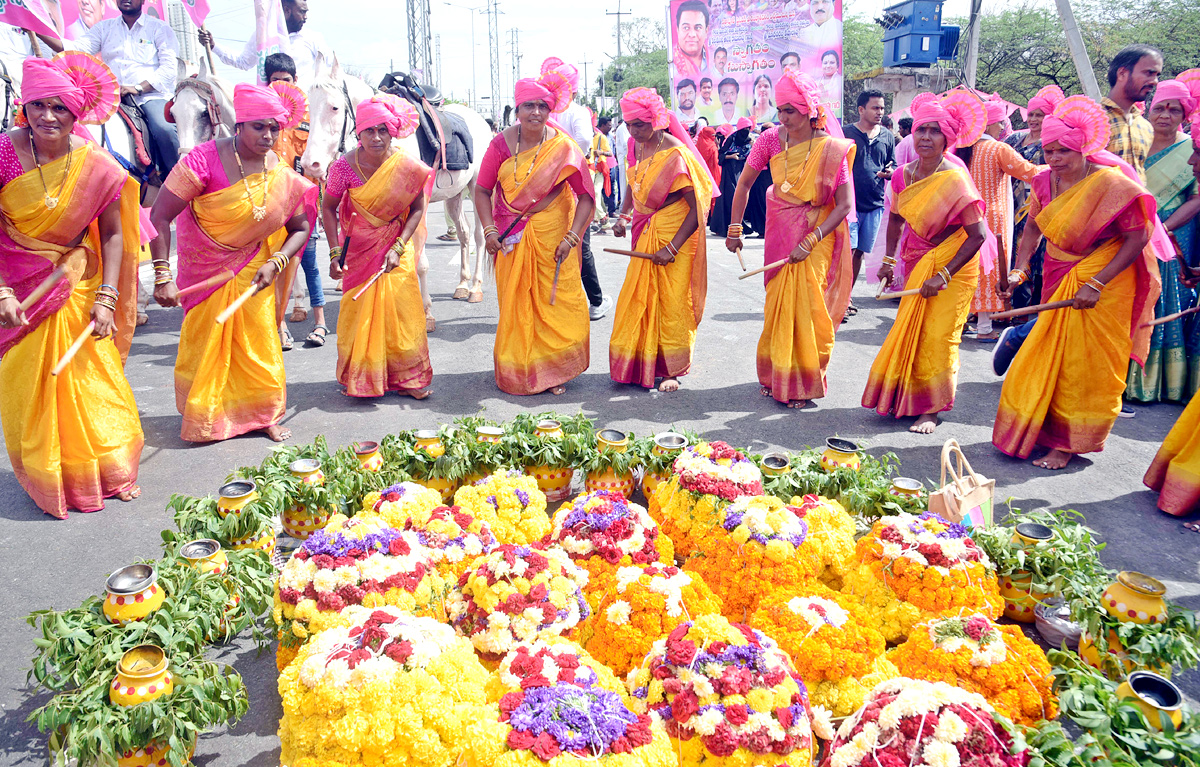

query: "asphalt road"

left=1, top=203, right=1197, bottom=766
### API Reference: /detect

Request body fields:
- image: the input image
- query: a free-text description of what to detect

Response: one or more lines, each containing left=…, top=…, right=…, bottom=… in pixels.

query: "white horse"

left=301, top=58, right=492, bottom=329
left=169, top=57, right=235, bottom=156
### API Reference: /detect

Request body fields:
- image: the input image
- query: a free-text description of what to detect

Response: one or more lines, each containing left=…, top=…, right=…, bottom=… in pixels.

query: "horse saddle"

left=116, top=95, right=156, bottom=172
left=378, top=71, right=473, bottom=172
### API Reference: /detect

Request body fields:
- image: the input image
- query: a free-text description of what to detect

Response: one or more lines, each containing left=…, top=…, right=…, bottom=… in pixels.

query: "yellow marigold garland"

left=580, top=563, right=723, bottom=676
left=653, top=442, right=763, bottom=558
left=749, top=583, right=897, bottom=717
left=278, top=606, right=491, bottom=767
left=682, top=495, right=822, bottom=621
left=788, top=495, right=856, bottom=589
left=365, top=481, right=443, bottom=528
left=889, top=614, right=1057, bottom=726
left=454, top=470, right=551, bottom=545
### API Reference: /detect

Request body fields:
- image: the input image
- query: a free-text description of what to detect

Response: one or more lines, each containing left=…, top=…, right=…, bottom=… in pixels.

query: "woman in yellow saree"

left=723, top=71, right=854, bottom=407
left=609, top=87, right=714, bottom=392
left=864, top=91, right=990, bottom=433
left=323, top=96, right=432, bottom=399
left=993, top=96, right=1164, bottom=470
left=473, top=66, right=596, bottom=395
left=0, top=56, right=143, bottom=519
left=150, top=83, right=317, bottom=442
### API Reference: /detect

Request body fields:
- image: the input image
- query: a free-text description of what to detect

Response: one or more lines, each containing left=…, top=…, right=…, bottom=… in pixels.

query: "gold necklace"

left=1053, top=161, right=1091, bottom=199
left=353, top=147, right=392, bottom=182
left=233, top=144, right=269, bottom=221
left=632, top=131, right=666, bottom=193
left=30, top=134, right=71, bottom=210
left=511, top=127, right=547, bottom=186
left=779, top=129, right=814, bottom=194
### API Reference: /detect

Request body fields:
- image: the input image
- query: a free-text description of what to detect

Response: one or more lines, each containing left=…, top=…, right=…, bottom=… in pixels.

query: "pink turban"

left=1040, top=95, right=1111, bottom=156
left=775, top=70, right=827, bottom=128
left=540, top=57, right=579, bottom=91
left=22, top=58, right=86, bottom=118
left=234, top=83, right=289, bottom=125
left=1026, top=84, right=1064, bottom=117
left=514, top=66, right=573, bottom=115
left=984, top=96, right=1008, bottom=125
left=620, top=87, right=670, bottom=130
left=910, top=90, right=986, bottom=151
left=356, top=95, right=419, bottom=138
left=1151, top=69, right=1200, bottom=118
left=736, top=117, right=753, bottom=130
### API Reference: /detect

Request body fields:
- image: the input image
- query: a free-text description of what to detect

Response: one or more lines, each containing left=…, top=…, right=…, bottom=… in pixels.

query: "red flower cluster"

left=329, top=610, right=415, bottom=669
left=506, top=645, right=584, bottom=689
left=279, top=565, right=428, bottom=608
left=680, top=473, right=763, bottom=501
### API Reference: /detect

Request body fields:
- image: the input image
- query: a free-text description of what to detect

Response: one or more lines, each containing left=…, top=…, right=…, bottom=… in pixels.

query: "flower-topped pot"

left=102, top=564, right=166, bottom=625
left=586, top=429, right=635, bottom=499
left=354, top=441, right=383, bottom=472
left=110, top=644, right=173, bottom=706
left=819, top=437, right=861, bottom=472
left=760, top=451, right=792, bottom=476
left=655, top=441, right=764, bottom=558
left=888, top=477, right=924, bottom=499
left=282, top=458, right=329, bottom=540
left=179, top=538, right=228, bottom=576
left=1102, top=571, right=1167, bottom=624
left=216, top=479, right=257, bottom=518
left=1116, top=671, right=1184, bottom=730
left=641, top=432, right=687, bottom=500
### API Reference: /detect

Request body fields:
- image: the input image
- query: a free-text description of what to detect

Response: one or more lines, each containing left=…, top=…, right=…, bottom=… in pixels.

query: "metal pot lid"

left=1015, top=522, right=1054, bottom=541
left=598, top=428, right=627, bottom=442
left=477, top=426, right=504, bottom=436
left=218, top=479, right=256, bottom=498
left=1127, top=671, right=1183, bottom=710
left=826, top=437, right=860, bottom=453
left=289, top=458, right=322, bottom=474
left=179, top=539, right=220, bottom=561
left=414, top=429, right=440, bottom=440
left=119, top=644, right=167, bottom=676
left=354, top=441, right=379, bottom=454
left=762, top=452, right=791, bottom=469
left=891, top=477, right=924, bottom=491
left=1118, top=571, right=1167, bottom=597
left=654, top=432, right=687, bottom=449
left=536, top=419, right=562, bottom=430
left=106, top=564, right=157, bottom=595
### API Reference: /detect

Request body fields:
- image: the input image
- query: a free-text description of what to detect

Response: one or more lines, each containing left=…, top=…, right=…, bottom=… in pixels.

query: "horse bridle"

left=170, top=77, right=229, bottom=138
left=336, top=81, right=358, bottom=154
left=0, top=59, right=13, bottom=130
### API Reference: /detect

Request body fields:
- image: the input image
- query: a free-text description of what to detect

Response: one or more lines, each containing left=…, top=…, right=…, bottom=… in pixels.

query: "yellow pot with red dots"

left=115, top=740, right=194, bottom=767
left=179, top=539, right=228, bottom=576
left=418, top=474, right=459, bottom=504
left=642, top=432, right=686, bottom=502
left=102, top=565, right=166, bottom=625
left=229, top=527, right=276, bottom=557
left=585, top=429, right=634, bottom=498
left=1103, top=572, right=1168, bottom=625
left=216, top=479, right=258, bottom=517
left=282, top=459, right=329, bottom=539
left=110, top=645, right=173, bottom=706
left=354, top=441, right=384, bottom=472
left=1000, top=572, right=1053, bottom=623
left=820, top=437, right=861, bottom=472
left=415, top=429, right=446, bottom=457
left=525, top=465, right=573, bottom=503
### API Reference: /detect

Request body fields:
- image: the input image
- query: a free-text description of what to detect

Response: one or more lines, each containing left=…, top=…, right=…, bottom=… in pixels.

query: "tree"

left=842, top=14, right=887, bottom=118
left=595, top=17, right=671, bottom=114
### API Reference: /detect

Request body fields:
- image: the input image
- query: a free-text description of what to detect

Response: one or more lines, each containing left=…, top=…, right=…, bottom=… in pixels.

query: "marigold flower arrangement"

left=653, top=441, right=763, bottom=557
left=400, top=504, right=498, bottom=580
left=889, top=614, right=1057, bottom=726
left=548, top=491, right=675, bottom=612
left=448, top=543, right=590, bottom=657
left=627, top=614, right=816, bottom=766
left=840, top=511, right=1003, bottom=643
left=463, top=680, right=676, bottom=766
left=749, top=583, right=898, bottom=717
left=364, top=481, right=443, bottom=528
left=279, top=606, right=492, bottom=767
left=273, top=524, right=444, bottom=669
left=454, top=470, right=551, bottom=545
left=580, top=563, right=723, bottom=676
left=682, top=495, right=823, bottom=620
left=484, top=638, right=629, bottom=703
left=789, top=494, right=857, bottom=589
left=818, top=678, right=1028, bottom=767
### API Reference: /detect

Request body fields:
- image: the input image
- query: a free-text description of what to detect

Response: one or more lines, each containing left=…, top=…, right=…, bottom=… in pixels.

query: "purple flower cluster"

left=721, top=508, right=809, bottom=547
left=917, top=511, right=970, bottom=539
left=516, top=489, right=531, bottom=506
left=560, top=494, right=631, bottom=533
left=301, top=526, right=404, bottom=558
left=508, top=683, right=638, bottom=753
left=380, top=483, right=410, bottom=498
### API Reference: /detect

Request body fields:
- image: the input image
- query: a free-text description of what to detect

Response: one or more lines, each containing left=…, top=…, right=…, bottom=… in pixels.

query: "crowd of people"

left=0, top=19, right=1198, bottom=529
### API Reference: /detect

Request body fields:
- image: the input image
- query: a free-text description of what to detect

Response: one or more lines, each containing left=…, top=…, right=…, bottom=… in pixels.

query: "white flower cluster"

left=612, top=565, right=694, bottom=618
left=550, top=496, right=656, bottom=558
left=673, top=448, right=762, bottom=487
left=277, top=530, right=436, bottom=597
left=785, top=595, right=850, bottom=629
left=875, top=513, right=993, bottom=575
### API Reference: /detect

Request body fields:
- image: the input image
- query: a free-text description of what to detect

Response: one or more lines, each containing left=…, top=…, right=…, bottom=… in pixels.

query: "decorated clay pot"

left=414, top=429, right=445, bottom=457
left=1000, top=572, right=1054, bottom=623
left=819, top=438, right=861, bottom=472
left=110, top=645, right=173, bottom=706
left=115, top=740, right=195, bottom=767
left=586, top=429, right=634, bottom=498
left=216, top=479, right=257, bottom=518
left=525, top=465, right=574, bottom=503
left=1116, top=671, right=1184, bottom=730
left=102, top=565, right=166, bottom=625
left=1013, top=522, right=1054, bottom=546
left=1102, top=572, right=1167, bottom=625
left=282, top=459, right=329, bottom=540
left=179, top=539, right=228, bottom=576
left=419, top=475, right=459, bottom=504
left=476, top=425, right=504, bottom=443
left=354, top=441, right=383, bottom=472
left=535, top=419, right=564, bottom=439
left=760, top=452, right=791, bottom=477
left=642, top=432, right=687, bottom=499
left=229, top=527, right=276, bottom=557
left=888, top=477, right=924, bottom=499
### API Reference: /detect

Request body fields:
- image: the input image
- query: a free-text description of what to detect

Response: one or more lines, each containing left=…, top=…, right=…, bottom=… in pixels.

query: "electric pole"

left=1053, top=0, right=1102, bottom=100
left=963, top=0, right=982, bottom=88
left=606, top=0, right=631, bottom=62
left=581, top=55, right=592, bottom=102
left=509, top=28, right=521, bottom=96
left=488, top=0, right=502, bottom=121
left=435, top=34, right=442, bottom=86
left=406, top=0, right=433, bottom=81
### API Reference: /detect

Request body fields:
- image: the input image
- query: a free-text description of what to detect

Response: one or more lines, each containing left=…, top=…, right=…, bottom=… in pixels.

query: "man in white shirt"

left=39, top=0, right=180, bottom=175
left=612, top=117, right=630, bottom=208
left=198, top=0, right=332, bottom=87
left=544, top=56, right=612, bottom=320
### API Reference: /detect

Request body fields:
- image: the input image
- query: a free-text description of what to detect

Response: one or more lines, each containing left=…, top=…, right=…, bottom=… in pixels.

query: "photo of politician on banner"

left=668, top=0, right=844, bottom=128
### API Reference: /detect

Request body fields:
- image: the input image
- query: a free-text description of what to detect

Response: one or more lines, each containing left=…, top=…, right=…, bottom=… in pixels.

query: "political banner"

left=50, top=0, right=173, bottom=40
left=0, top=0, right=62, bottom=38
left=667, top=0, right=844, bottom=128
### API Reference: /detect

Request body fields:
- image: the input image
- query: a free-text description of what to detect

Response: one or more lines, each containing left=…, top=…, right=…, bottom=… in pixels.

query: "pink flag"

left=176, top=0, right=210, bottom=28
left=254, top=0, right=289, bottom=85
left=0, top=0, right=61, bottom=39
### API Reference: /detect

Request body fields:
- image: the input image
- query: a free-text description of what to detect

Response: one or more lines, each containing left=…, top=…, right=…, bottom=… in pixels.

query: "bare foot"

left=425, top=315, right=437, bottom=333
left=659, top=377, right=680, bottom=393
left=398, top=387, right=432, bottom=400
left=264, top=424, right=292, bottom=442
left=910, top=414, right=938, bottom=434
left=787, top=399, right=808, bottom=409
left=761, top=386, right=772, bottom=397
left=117, top=485, right=141, bottom=501
left=548, top=385, right=566, bottom=395
left=1033, top=449, right=1072, bottom=470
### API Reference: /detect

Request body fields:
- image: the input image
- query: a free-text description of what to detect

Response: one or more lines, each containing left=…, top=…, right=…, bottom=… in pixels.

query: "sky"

left=203, top=0, right=980, bottom=106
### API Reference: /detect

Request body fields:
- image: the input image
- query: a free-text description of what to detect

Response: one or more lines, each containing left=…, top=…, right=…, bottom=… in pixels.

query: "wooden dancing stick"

left=549, top=258, right=563, bottom=306
left=18, top=265, right=69, bottom=312
left=51, top=321, right=95, bottom=376
left=1140, top=304, right=1200, bottom=329
left=603, top=247, right=674, bottom=263
left=737, top=260, right=785, bottom=281
left=176, top=269, right=235, bottom=301
left=990, top=299, right=1074, bottom=321
left=199, top=26, right=217, bottom=73
left=735, top=246, right=746, bottom=271
left=215, top=284, right=259, bottom=324
left=877, top=287, right=924, bottom=300
left=352, top=267, right=387, bottom=301
left=500, top=203, right=536, bottom=241
left=339, top=212, right=357, bottom=268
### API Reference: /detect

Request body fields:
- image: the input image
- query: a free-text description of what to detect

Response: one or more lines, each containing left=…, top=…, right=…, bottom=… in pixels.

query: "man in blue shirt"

left=842, top=89, right=895, bottom=316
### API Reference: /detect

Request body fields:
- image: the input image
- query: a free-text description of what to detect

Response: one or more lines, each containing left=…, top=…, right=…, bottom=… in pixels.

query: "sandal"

left=304, top=324, right=328, bottom=347
left=845, top=301, right=859, bottom=317
left=437, top=232, right=458, bottom=242
left=1184, top=522, right=1200, bottom=533
left=280, top=326, right=294, bottom=352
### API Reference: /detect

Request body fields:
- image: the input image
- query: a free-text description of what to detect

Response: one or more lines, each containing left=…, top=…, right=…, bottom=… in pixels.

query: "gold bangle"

left=1085, top=277, right=1105, bottom=292
left=882, top=256, right=897, bottom=266
left=483, top=225, right=499, bottom=237
left=0, top=286, right=16, bottom=300
left=938, top=267, right=952, bottom=285
left=93, top=296, right=117, bottom=309
left=328, top=246, right=343, bottom=261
